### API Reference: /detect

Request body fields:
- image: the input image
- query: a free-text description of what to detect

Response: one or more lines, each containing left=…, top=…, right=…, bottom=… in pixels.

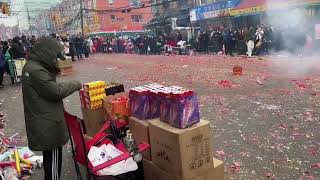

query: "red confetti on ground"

left=279, top=124, right=287, bottom=129
left=230, top=162, right=242, bottom=172
left=265, top=172, right=276, bottom=179
left=308, top=148, right=318, bottom=156
left=292, top=80, right=308, bottom=89
left=311, top=163, right=320, bottom=168
left=216, top=150, right=225, bottom=157
left=217, top=80, right=234, bottom=88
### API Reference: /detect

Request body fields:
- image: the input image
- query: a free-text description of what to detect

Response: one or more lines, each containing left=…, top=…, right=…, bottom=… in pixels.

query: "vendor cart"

left=64, top=111, right=149, bottom=180
left=7, top=58, right=26, bottom=84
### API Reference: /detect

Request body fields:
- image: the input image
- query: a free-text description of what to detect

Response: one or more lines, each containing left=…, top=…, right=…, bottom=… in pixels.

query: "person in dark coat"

left=22, top=37, right=81, bottom=180
left=177, top=32, right=183, bottom=42
left=12, top=37, right=26, bottom=59
left=203, top=32, right=209, bottom=54
left=0, top=46, right=5, bottom=88
left=21, top=35, right=32, bottom=52
left=68, top=37, right=76, bottom=61
left=143, top=36, right=150, bottom=55
left=74, top=35, right=83, bottom=60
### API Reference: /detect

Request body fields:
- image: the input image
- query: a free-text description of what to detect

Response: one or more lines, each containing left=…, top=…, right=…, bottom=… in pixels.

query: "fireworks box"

left=129, top=84, right=200, bottom=129
left=148, top=119, right=213, bottom=180
left=105, top=82, right=125, bottom=96
left=80, top=81, right=107, bottom=110
left=104, top=92, right=130, bottom=128
left=80, top=89, right=106, bottom=110
left=143, top=157, right=224, bottom=180
left=129, top=117, right=153, bottom=160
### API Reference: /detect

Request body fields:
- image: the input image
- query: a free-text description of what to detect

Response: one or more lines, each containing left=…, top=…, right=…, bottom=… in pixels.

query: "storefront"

left=190, top=0, right=240, bottom=30
left=230, top=0, right=266, bottom=28
left=230, top=0, right=320, bottom=30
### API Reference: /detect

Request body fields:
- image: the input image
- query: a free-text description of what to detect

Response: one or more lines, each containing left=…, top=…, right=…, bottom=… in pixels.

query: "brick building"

left=95, top=0, right=153, bottom=34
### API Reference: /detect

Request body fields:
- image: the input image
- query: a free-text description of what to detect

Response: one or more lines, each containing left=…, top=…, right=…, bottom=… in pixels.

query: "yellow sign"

left=84, top=26, right=90, bottom=33
left=93, top=14, right=99, bottom=23
left=230, top=6, right=265, bottom=16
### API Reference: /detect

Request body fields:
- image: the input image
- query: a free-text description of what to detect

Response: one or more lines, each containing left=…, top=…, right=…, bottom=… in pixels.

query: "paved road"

left=0, top=54, right=319, bottom=179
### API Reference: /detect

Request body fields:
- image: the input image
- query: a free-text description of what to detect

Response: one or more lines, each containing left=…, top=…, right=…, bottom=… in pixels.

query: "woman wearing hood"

left=22, top=37, right=82, bottom=180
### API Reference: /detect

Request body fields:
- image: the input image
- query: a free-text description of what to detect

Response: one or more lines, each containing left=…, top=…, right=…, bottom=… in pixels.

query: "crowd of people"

left=85, top=25, right=311, bottom=57
left=0, top=25, right=315, bottom=88
left=0, top=34, right=95, bottom=88
left=192, top=25, right=309, bottom=57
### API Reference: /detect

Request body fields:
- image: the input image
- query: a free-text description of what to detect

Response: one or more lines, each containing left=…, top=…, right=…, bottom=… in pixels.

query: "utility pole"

left=26, top=6, right=33, bottom=35
left=80, top=0, right=84, bottom=35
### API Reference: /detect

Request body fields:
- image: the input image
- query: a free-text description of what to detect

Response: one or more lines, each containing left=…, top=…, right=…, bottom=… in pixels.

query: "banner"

left=230, top=5, right=265, bottom=16
left=316, top=24, right=320, bottom=40
left=203, top=9, right=230, bottom=19
left=190, top=0, right=240, bottom=21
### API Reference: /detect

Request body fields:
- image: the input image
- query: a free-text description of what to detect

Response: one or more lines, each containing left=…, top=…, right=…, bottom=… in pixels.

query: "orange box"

left=104, top=93, right=130, bottom=119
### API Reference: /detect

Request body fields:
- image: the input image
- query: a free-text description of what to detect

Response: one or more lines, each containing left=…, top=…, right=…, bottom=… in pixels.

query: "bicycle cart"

left=7, top=58, right=26, bottom=84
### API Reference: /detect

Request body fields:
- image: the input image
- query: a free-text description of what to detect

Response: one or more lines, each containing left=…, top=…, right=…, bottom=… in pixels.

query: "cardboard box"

left=209, top=158, right=225, bottom=180
left=81, top=107, right=106, bottom=136
left=57, top=58, right=72, bottom=69
left=149, top=119, right=213, bottom=180
left=129, top=117, right=152, bottom=160
left=143, top=159, right=171, bottom=180
left=143, top=158, right=224, bottom=180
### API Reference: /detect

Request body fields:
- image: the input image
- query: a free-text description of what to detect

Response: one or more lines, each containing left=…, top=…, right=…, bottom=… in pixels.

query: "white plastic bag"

left=88, top=144, right=138, bottom=176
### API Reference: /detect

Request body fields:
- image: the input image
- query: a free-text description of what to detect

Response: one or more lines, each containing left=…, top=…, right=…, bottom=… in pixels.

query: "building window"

left=117, top=17, right=124, bottom=21
left=131, top=15, right=142, bottom=23
left=109, top=0, right=114, bottom=5
left=129, top=0, right=140, bottom=7
left=110, top=15, right=115, bottom=22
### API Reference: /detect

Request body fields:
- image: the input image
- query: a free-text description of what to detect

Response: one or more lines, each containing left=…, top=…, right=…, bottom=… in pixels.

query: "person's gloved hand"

left=72, top=81, right=82, bottom=90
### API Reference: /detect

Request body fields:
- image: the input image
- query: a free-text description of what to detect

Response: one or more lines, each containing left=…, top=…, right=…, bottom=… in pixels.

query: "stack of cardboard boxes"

left=128, top=84, right=225, bottom=179
left=129, top=117, right=224, bottom=180
left=79, top=81, right=127, bottom=137
left=79, top=81, right=107, bottom=136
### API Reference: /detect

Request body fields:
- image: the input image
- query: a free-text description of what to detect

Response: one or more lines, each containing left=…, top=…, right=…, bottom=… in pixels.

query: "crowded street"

left=1, top=0, right=320, bottom=179
left=1, top=53, right=319, bottom=179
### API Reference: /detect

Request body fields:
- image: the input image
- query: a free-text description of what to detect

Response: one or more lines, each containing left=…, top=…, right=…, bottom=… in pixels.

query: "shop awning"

left=267, top=0, right=320, bottom=10
left=230, top=0, right=267, bottom=16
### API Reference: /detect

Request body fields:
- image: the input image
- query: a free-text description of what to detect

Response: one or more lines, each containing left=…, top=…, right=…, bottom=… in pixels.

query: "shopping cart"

left=7, top=58, right=26, bottom=84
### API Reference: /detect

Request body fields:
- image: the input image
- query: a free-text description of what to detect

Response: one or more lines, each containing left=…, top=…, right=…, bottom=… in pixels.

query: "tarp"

left=230, top=0, right=267, bottom=16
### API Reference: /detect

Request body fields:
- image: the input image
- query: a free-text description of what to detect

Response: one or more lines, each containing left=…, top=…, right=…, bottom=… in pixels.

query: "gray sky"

left=0, top=0, right=61, bottom=27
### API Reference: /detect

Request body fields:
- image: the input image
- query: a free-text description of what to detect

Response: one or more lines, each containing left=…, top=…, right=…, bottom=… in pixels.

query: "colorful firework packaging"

left=104, top=94, right=130, bottom=128
left=79, top=81, right=107, bottom=110
left=129, top=84, right=200, bottom=129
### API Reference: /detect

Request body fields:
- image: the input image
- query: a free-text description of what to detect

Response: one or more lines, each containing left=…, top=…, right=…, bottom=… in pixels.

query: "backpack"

left=4, top=48, right=11, bottom=62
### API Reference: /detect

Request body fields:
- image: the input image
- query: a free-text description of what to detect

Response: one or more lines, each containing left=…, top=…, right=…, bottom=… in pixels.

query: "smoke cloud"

left=265, top=0, right=319, bottom=77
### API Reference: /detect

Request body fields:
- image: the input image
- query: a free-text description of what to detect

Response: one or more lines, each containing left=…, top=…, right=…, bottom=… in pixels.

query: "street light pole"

left=80, top=0, right=84, bottom=35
